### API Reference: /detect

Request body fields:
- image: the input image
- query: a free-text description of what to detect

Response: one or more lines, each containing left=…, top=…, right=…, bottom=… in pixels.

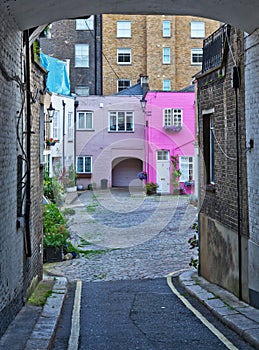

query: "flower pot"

left=66, top=186, right=77, bottom=193
left=43, top=246, right=63, bottom=263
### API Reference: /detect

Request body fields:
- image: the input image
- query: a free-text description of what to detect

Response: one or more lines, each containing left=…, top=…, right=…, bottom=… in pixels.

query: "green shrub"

left=43, top=203, right=69, bottom=247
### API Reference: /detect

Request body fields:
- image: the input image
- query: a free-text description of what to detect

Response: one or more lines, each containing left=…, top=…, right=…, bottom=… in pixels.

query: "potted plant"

left=64, top=164, right=77, bottom=192
left=138, top=171, right=147, bottom=181
left=43, top=203, right=69, bottom=262
left=145, top=182, right=159, bottom=195
left=45, top=138, right=59, bottom=146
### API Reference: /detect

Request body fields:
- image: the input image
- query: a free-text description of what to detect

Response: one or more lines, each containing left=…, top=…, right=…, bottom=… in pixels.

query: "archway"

left=5, top=0, right=259, bottom=34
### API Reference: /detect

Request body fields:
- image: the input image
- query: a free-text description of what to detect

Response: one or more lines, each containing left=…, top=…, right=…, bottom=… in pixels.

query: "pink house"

left=75, top=95, right=145, bottom=190
left=144, top=90, right=195, bottom=194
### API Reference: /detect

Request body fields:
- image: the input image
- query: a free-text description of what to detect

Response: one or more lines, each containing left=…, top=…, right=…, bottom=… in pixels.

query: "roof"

left=115, top=82, right=144, bottom=96
left=179, top=84, right=195, bottom=92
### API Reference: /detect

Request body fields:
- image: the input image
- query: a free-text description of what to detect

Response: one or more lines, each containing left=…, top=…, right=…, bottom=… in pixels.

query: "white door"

left=156, top=150, right=170, bottom=193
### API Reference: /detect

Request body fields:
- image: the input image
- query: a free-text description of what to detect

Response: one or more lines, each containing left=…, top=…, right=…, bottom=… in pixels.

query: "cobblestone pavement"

left=44, top=189, right=198, bottom=282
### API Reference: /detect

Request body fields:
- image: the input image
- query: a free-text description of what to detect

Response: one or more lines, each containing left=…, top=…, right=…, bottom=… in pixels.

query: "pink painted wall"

left=144, top=91, right=195, bottom=193
left=76, top=95, right=145, bottom=189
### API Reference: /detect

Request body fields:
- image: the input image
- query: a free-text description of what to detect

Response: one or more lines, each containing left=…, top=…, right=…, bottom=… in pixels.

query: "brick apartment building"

left=40, top=15, right=220, bottom=96
left=40, top=15, right=102, bottom=96
left=102, top=15, right=220, bottom=94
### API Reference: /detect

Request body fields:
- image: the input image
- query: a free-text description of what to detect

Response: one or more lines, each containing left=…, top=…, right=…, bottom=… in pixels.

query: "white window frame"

left=75, top=86, right=90, bottom=96
left=191, top=48, right=203, bottom=65
left=75, top=44, right=89, bottom=67
left=52, top=110, right=60, bottom=139
left=77, top=111, right=93, bottom=130
left=210, top=117, right=215, bottom=183
left=163, top=47, right=171, bottom=64
left=76, top=16, right=94, bottom=30
left=76, top=156, right=92, bottom=173
left=109, top=111, right=134, bottom=132
left=163, top=109, right=183, bottom=127
left=191, top=21, right=205, bottom=38
left=163, top=21, right=171, bottom=37
left=117, top=79, right=131, bottom=92
left=163, top=79, right=171, bottom=91
left=117, top=21, right=131, bottom=38
left=117, top=48, right=132, bottom=65
left=179, top=156, right=193, bottom=182
left=157, top=150, right=169, bottom=161
left=67, top=112, right=73, bottom=141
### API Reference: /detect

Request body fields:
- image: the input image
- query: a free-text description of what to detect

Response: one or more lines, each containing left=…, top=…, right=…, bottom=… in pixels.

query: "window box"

left=163, top=125, right=182, bottom=132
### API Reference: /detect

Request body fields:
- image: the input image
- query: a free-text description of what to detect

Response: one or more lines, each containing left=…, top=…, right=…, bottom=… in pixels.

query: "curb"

left=178, top=271, right=259, bottom=350
left=25, top=276, right=67, bottom=350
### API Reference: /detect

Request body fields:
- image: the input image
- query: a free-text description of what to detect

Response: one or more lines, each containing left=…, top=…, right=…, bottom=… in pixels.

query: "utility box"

left=101, top=178, right=108, bottom=189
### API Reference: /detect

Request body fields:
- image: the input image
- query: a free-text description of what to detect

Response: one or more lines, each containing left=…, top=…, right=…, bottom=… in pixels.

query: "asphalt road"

left=51, top=277, right=254, bottom=350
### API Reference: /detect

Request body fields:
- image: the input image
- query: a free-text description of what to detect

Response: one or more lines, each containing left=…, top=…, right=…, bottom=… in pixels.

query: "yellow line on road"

left=68, top=279, right=82, bottom=350
left=167, top=272, right=239, bottom=350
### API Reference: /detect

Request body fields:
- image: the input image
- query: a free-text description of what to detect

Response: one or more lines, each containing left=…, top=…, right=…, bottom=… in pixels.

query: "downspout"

left=74, top=100, right=79, bottom=170
left=94, top=15, right=97, bottom=95
left=100, top=15, right=103, bottom=95
left=24, top=29, right=32, bottom=257
left=62, top=100, right=66, bottom=172
left=233, top=66, right=242, bottom=300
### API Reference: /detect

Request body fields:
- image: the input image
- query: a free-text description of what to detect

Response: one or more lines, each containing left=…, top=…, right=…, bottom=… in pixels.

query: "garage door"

left=112, top=158, right=142, bottom=187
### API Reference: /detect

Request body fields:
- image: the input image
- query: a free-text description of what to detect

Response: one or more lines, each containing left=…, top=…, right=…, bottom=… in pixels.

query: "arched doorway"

left=112, top=157, right=143, bottom=188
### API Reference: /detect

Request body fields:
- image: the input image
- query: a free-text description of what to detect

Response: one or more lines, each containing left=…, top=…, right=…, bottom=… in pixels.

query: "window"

left=163, top=21, right=171, bottom=37
left=67, top=112, right=73, bottom=141
left=191, top=48, right=203, bottom=65
left=117, top=79, right=131, bottom=92
left=191, top=21, right=205, bottom=38
left=53, top=110, right=60, bottom=139
left=179, top=156, right=193, bottom=182
left=203, top=114, right=215, bottom=184
left=77, top=156, right=92, bottom=173
left=77, top=112, right=93, bottom=129
left=163, top=47, right=170, bottom=64
left=76, top=16, right=94, bottom=30
left=109, top=111, right=134, bottom=132
left=75, top=86, right=90, bottom=96
left=117, top=21, right=131, bottom=37
left=163, top=109, right=183, bottom=126
left=163, top=79, right=171, bottom=91
left=117, top=48, right=131, bottom=64
left=75, top=44, right=89, bottom=67
left=157, top=150, right=169, bottom=161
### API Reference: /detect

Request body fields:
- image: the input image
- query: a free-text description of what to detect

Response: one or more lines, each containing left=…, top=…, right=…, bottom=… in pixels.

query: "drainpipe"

left=233, top=66, right=242, bottom=300
left=24, top=29, right=32, bottom=257
left=74, top=100, right=79, bottom=170
left=62, top=100, right=66, bottom=172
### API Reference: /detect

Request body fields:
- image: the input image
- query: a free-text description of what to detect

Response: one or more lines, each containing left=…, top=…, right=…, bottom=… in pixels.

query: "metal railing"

left=202, top=24, right=231, bottom=73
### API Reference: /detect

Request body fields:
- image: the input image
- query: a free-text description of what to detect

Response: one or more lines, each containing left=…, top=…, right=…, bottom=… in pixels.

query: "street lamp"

left=47, top=102, right=55, bottom=120
left=140, top=97, right=147, bottom=113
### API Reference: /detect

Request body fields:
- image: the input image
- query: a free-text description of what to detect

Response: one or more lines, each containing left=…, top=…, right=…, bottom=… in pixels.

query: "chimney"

left=139, top=74, right=149, bottom=94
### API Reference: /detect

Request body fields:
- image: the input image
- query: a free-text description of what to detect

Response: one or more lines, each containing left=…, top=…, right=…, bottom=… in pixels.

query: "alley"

left=44, top=190, right=255, bottom=350
left=45, top=189, right=198, bottom=281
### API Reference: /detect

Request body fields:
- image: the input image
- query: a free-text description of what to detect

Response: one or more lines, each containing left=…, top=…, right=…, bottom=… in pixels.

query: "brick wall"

left=197, top=27, right=249, bottom=299
left=102, top=14, right=147, bottom=95
left=0, top=6, right=44, bottom=335
left=245, top=28, right=259, bottom=308
left=0, top=7, right=24, bottom=337
left=102, top=15, right=220, bottom=94
left=40, top=17, right=102, bottom=95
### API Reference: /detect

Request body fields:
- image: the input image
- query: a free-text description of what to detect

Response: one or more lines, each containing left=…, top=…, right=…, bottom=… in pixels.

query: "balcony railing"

left=202, top=24, right=231, bottom=73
